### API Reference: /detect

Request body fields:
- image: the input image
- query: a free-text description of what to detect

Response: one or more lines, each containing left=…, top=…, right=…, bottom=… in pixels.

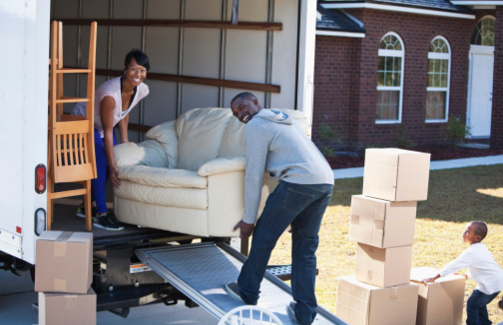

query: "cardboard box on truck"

left=35, top=231, right=92, bottom=294
left=38, top=287, right=96, bottom=325
left=356, top=243, right=412, bottom=288
left=410, top=267, right=466, bottom=325
left=349, top=195, right=417, bottom=248
left=362, top=148, right=431, bottom=202
left=336, top=275, right=418, bottom=325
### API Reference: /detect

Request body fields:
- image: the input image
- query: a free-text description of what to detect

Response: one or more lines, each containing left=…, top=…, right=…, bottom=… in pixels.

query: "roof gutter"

left=320, top=3, right=475, bottom=19
left=451, top=1, right=503, bottom=4
left=316, top=30, right=365, bottom=37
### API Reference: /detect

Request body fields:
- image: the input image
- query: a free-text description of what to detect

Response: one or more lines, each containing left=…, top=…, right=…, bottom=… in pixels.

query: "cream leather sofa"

left=113, top=107, right=310, bottom=237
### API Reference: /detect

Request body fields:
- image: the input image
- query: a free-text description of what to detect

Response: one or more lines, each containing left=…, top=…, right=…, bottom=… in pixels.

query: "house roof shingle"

left=319, top=0, right=474, bottom=14
left=317, top=5, right=366, bottom=33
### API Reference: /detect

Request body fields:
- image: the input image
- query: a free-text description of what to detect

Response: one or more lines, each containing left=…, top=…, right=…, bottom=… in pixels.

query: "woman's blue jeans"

left=466, top=289, right=500, bottom=325
left=91, top=129, right=116, bottom=214
left=237, top=181, right=333, bottom=325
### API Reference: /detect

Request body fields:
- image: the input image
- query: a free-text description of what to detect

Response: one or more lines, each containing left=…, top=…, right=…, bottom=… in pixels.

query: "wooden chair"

left=47, top=21, right=97, bottom=231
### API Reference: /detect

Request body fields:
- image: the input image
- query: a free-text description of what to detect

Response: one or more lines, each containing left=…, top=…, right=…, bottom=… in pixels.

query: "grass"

left=268, top=164, right=503, bottom=323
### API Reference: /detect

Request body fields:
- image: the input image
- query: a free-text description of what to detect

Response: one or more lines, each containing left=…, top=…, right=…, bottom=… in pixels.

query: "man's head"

left=463, top=221, right=487, bottom=244
left=230, top=92, right=262, bottom=124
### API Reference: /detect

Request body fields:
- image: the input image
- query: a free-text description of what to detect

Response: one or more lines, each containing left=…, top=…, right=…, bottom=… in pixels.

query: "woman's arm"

left=100, top=96, right=121, bottom=188
left=117, top=113, right=129, bottom=143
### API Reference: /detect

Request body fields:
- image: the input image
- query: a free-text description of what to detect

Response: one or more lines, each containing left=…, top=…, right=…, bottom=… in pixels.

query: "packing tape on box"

left=390, top=287, right=398, bottom=304
left=374, top=220, right=384, bottom=230
left=351, top=215, right=359, bottom=224
left=367, top=270, right=373, bottom=281
left=54, top=231, right=72, bottom=257
left=54, top=278, right=67, bottom=292
left=64, top=295, right=78, bottom=311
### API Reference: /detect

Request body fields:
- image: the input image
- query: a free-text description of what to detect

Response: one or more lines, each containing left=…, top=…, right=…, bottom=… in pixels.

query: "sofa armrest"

left=198, top=156, right=246, bottom=177
left=114, top=140, right=169, bottom=168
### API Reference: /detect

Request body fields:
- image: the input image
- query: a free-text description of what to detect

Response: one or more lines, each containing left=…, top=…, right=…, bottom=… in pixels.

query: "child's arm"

left=423, top=274, right=440, bottom=283
left=422, top=248, right=472, bottom=283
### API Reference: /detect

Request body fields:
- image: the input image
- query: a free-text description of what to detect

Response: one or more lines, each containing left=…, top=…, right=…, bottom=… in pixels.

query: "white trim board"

left=321, top=3, right=475, bottom=19
left=316, top=30, right=365, bottom=37
left=451, top=1, right=503, bottom=5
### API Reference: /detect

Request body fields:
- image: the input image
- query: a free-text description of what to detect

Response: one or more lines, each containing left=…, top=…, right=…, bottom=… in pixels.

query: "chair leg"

left=84, top=179, right=92, bottom=232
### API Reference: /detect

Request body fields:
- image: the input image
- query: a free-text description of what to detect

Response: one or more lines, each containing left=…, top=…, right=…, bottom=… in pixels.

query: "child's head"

left=463, top=221, right=487, bottom=244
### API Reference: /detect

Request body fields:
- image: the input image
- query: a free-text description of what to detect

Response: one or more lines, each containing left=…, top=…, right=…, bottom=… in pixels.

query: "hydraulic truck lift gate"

left=136, top=242, right=347, bottom=325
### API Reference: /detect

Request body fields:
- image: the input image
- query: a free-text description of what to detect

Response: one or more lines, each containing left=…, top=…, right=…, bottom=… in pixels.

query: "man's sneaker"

left=76, top=203, right=98, bottom=220
left=287, top=301, right=300, bottom=324
left=224, top=281, right=244, bottom=303
left=93, top=213, right=124, bottom=231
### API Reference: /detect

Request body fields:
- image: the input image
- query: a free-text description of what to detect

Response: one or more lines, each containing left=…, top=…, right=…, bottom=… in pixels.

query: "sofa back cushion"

left=146, top=120, right=179, bottom=168
left=176, top=108, right=233, bottom=171
left=218, top=115, right=246, bottom=158
left=218, top=109, right=310, bottom=159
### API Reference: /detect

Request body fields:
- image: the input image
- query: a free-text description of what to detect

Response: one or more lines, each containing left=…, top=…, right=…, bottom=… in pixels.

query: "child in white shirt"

left=423, top=221, right=503, bottom=325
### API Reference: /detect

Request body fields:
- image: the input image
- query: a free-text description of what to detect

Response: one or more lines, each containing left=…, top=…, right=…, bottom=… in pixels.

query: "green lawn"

left=269, top=164, right=503, bottom=323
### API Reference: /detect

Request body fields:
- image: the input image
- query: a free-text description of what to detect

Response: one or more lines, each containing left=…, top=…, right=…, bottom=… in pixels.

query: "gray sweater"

left=243, top=109, right=334, bottom=224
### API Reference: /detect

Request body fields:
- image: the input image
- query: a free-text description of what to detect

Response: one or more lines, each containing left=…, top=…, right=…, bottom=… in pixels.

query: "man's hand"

left=422, top=274, right=441, bottom=283
left=233, top=220, right=255, bottom=239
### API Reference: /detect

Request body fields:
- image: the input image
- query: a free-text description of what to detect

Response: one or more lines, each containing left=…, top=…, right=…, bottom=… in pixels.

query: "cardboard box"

left=35, top=231, right=93, bottom=294
left=362, top=148, right=431, bottom=202
left=356, top=243, right=412, bottom=288
left=410, top=267, right=466, bottom=325
left=39, top=287, right=96, bottom=325
left=336, top=275, right=418, bottom=325
left=349, top=195, right=417, bottom=248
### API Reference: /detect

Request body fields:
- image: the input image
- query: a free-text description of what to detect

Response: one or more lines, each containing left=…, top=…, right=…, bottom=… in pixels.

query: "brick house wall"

left=492, top=7, right=503, bottom=148
left=313, top=8, right=496, bottom=151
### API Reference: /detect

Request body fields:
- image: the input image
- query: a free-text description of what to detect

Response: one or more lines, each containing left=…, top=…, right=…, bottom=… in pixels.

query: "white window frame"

left=426, top=36, right=451, bottom=123
left=376, top=32, right=405, bottom=124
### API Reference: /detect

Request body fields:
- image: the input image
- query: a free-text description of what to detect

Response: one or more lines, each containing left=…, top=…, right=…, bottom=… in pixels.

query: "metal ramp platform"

left=135, top=242, right=347, bottom=325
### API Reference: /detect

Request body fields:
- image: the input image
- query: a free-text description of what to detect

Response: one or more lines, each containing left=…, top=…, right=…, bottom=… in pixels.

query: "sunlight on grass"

left=477, top=187, right=503, bottom=198
left=269, top=164, right=503, bottom=323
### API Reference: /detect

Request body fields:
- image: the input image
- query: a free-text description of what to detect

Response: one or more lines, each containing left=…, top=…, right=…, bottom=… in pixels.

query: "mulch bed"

left=327, top=146, right=503, bottom=169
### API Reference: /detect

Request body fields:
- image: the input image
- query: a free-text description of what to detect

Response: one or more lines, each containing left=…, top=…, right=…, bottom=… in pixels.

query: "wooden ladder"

left=47, top=21, right=98, bottom=231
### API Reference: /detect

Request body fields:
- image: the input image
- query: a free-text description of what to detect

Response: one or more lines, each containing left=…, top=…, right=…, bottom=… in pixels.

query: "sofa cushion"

left=114, top=140, right=168, bottom=168
left=119, top=165, right=207, bottom=189
left=176, top=108, right=232, bottom=171
left=218, top=115, right=246, bottom=158
left=146, top=120, right=178, bottom=168
left=115, top=180, right=208, bottom=210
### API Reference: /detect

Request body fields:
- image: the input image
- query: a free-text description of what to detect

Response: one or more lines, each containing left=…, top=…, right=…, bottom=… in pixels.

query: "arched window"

left=426, top=37, right=451, bottom=122
left=471, top=17, right=495, bottom=46
left=376, top=32, right=404, bottom=123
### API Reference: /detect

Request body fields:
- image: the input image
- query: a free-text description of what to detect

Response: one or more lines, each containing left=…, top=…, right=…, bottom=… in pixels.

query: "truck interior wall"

left=51, top=0, right=300, bottom=143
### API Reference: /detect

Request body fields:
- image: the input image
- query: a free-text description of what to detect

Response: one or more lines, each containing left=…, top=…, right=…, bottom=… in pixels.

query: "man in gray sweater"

left=224, top=92, right=334, bottom=325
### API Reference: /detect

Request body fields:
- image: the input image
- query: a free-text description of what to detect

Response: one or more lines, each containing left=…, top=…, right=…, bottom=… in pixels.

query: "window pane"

left=426, top=91, right=446, bottom=119
left=471, top=17, right=495, bottom=46
left=378, top=72, right=385, bottom=86
left=376, top=90, right=399, bottom=120
left=430, top=38, right=448, bottom=53
left=380, top=34, right=402, bottom=50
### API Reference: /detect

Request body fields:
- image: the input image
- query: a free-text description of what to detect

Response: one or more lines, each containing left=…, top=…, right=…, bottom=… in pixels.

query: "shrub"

left=318, top=125, right=342, bottom=157
left=446, top=117, right=471, bottom=148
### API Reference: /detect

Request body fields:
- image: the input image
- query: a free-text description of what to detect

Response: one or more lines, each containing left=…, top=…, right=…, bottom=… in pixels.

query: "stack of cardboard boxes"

left=336, top=148, right=431, bottom=325
left=35, top=231, right=96, bottom=325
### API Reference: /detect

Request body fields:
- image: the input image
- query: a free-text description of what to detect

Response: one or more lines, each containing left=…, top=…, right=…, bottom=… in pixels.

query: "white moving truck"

left=0, top=0, right=345, bottom=323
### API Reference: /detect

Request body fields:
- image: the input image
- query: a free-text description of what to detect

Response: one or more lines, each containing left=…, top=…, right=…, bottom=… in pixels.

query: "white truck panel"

left=0, top=0, right=50, bottom=264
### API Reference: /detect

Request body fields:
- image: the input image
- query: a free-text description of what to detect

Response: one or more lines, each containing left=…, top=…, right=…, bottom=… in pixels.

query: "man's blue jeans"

left=237, top=181, right=333, bottom=325
left=466, top=289, right=500, bottom=325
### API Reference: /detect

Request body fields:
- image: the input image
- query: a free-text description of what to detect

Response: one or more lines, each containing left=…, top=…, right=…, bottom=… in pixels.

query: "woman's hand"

left=109, top=165, right=121, bottom=188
